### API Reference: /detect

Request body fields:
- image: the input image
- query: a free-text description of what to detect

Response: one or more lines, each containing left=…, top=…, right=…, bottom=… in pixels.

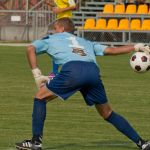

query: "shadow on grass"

left=44, top=140, right=137, bottom=150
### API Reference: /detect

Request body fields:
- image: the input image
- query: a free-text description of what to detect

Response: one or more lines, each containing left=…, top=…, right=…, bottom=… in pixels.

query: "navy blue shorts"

left=46, top=61, right=108, bottom=106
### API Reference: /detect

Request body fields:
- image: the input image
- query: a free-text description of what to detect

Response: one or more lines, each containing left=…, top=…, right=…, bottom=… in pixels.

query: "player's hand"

left=134, top=43, right=150, bottom=55
left=35, top=75, right=50, bottom=89
left=32, top=68, right=50, bottom=89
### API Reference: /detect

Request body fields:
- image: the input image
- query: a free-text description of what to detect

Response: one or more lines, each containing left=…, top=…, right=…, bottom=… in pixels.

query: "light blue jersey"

left=32, top=32, right=108, bottom=65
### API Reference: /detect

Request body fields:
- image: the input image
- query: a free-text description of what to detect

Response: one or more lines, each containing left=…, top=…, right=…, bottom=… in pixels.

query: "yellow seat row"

left=103, top=4, right=150, bottom=14
left=83, top=18, right=150, bottom=30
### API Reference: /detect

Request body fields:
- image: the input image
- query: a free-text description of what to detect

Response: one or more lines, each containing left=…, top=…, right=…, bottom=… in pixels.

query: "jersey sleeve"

left=93, top=42, right=108, bottom=56
left=31, top=40, right=49, bottom=55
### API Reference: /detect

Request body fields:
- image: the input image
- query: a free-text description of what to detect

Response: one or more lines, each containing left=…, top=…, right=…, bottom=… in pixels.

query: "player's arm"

left=94, top=43, right=150, bottom=56
left=45, top=0, right=55, bottom=8
left=26, top=45, right=37, bottom=69
left=52, top=0, right=77, bottom=14
left=52, top=6, right=76, bottom=14
left=104, top=45, right=135, bottom=55
left=27, top=44, right=49, bottom=89
left=104, top=44, right=150, bottom=55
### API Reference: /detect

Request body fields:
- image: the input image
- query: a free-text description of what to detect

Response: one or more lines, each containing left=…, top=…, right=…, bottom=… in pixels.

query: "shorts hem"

left=45, top=85, right=65, bottom=101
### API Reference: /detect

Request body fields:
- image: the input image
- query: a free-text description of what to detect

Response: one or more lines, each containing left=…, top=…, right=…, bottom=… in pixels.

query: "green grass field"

left=0, top=46, right=150, bottom=150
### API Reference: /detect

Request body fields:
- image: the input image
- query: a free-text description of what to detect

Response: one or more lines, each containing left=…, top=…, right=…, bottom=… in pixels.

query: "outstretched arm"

left=104, top=45, right=135, bottom=55
left=104, top=44, right=150, bottom=55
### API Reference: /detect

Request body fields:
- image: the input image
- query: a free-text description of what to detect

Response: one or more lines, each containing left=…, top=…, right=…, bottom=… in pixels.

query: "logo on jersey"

left=67, top=36, right=87, bottom=56
left=72, top=48, right=86, bottom=56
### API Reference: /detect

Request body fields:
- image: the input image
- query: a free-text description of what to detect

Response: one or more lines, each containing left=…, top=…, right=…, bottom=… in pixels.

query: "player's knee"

left=35, top=92, right=45, bottom=99
left=95, top=103, right=112, bottom=119
left=35, top=92, right=51, bottom=99
left=35, top=89, right=43, bottom=99
left=35, top=87, right=56, bottom=100
left=101, top=110, right=112, bottom=120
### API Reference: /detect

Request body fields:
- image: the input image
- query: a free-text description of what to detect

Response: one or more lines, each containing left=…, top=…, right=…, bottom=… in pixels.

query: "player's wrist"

left=134, top=43, right=144, bottom=52
left=32, top=68, right=42, bottom=78
left=134, top=43, right=150, bottom=55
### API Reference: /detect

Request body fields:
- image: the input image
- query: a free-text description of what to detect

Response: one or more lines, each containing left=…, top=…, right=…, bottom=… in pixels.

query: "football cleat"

left=15, top=139, right=42, bottom=150
left=137, top=140, right=150, bottom=150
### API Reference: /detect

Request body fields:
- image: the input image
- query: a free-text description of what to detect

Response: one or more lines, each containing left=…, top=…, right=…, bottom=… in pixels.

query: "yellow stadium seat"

left=84, top=18, right=95, bottom=30
left=125, top=4, right=137, bottom=14
left=115, top=4, right=125, bottom=14
left=118, top=19, right=129, bottom=30
left=95, top=19, right=107, bottom=29
left=107, top=19, right=118, bottom=30
left=148, top=8, right=150, bottom=13
left=137, top=4, right=148, bottom=14
left=130, top=19, right=141, bottom=30
left=141, top=20, right=150, bottom=30
left=103, top=4, right=114, bottom=13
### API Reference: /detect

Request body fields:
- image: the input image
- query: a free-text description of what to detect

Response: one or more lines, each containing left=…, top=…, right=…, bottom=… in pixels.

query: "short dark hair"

left=54, top=17, right=75, bottom=33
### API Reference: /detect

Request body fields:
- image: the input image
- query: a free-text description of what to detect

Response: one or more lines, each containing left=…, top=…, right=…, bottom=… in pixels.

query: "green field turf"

left=0, top=46, right=150, bottom=150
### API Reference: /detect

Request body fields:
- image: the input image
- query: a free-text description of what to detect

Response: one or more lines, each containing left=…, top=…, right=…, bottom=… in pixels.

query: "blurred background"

left=0, top=0, right=150, bottom=45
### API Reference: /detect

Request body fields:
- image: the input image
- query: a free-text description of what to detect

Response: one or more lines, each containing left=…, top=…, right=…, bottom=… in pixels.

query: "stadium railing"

left=0, top=1, right=149, bottom=45
left=77, top=16, right=150, bottom=45
left=77, top=3, right=150, bottom=46
left=0, top=10, right=55, bottom=42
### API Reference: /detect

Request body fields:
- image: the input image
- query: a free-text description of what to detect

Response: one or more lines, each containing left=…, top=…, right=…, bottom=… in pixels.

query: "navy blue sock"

left=32, top=98, right=46, bottom=138
left=106, top=111, right=141, bottom=144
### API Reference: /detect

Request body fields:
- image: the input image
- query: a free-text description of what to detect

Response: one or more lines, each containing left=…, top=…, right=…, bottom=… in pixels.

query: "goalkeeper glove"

left=134, top=43, right=150, bottom=55
left=32, top=68, right=50, bottom=89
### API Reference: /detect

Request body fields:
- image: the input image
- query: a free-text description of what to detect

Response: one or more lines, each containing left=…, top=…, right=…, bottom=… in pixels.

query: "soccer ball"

left=130, top=52, right=150, bottom=73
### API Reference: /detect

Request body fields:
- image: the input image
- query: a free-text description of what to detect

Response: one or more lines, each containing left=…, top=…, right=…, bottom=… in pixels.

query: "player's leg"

left=25, top=61, right=91, bottom=150
left=80, top=67, right=150, bottom=150
left=16, top=86, right=57, bottom=150
left=32, top=86, right=57, bottom=143
left=16, top=61, right=87, bottom=150
left=95, top=103, right=150, bottom=150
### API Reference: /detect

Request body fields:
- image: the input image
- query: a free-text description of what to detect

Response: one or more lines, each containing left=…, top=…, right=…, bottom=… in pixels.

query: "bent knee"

left=35, top=86, right=55, bottom=100
left=101, top=110, right=112, bottom=119
left=35, top=92, right=46, bottom=99
left=95, top=103, right=112, bottom=119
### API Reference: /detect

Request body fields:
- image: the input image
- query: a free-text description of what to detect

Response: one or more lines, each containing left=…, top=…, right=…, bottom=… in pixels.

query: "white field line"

left=0, top=43, right=29, bottom=47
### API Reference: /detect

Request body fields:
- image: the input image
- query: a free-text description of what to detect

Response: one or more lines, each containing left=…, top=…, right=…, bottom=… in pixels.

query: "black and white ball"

left=130, top=52, right=150, bottom=73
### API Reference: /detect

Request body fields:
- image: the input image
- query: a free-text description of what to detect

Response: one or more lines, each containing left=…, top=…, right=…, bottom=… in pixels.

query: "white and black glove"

left=32, top=68, right=50, bottom=89
left=134, top=43, right=150, bottom=55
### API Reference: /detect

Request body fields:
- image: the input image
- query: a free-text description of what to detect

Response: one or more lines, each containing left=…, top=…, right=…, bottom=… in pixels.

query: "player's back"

left=45, top=32, right=97, bottom=65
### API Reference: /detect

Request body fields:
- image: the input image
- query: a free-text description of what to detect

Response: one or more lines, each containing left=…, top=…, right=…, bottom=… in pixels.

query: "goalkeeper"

left=16, top=17, right=150, bottom=150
